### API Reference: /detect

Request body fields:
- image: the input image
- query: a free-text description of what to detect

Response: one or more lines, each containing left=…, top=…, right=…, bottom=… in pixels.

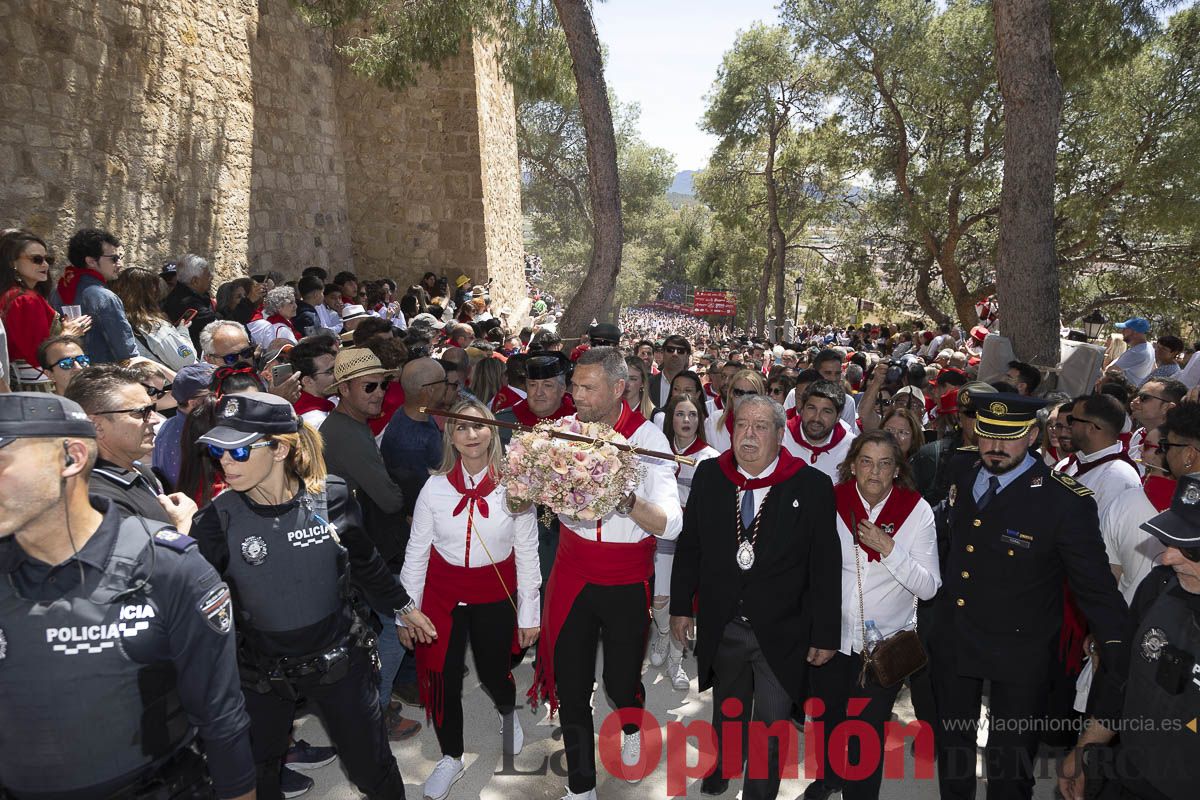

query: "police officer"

left=190, top=393, right=436, bottom=800
left=0, top=393, right=255, bottom=799
left=1058, top=472, right=1200, bottom=800
left=933, top=393, right=1130, bottom=800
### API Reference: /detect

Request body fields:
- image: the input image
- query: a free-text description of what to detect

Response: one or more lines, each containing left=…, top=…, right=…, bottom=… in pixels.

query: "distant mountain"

left=669, top=170, right=698, bottom=196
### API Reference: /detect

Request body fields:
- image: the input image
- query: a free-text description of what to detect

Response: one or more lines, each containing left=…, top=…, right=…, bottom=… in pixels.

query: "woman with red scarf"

left=247, top=286, right=299, bottom=349
left=805, top=430, right=940, bottom=800
left=400, top=399, right=541, bottom=800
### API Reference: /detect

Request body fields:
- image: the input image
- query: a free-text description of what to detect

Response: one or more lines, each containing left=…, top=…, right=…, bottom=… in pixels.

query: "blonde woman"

left=624, top=355, right=655, bottom=419
left=401, top=399, right=541, bottom=800
left=705, top=368, right=767, bottom=452
left=191, top=392, right=434, bottom=800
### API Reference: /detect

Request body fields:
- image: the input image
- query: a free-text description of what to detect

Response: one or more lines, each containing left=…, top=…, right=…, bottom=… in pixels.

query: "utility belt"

left=0, top=744, right=212, bottom=800
left=239, top=613, right=377, bottom=700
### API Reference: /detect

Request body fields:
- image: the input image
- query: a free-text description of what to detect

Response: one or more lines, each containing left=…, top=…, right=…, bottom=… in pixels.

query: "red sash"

left=510, top=395, right=575, bottom=426
left=833, top=481, right=922, bottom=562
left=416, top=548, right=518, bottom=725
left=528, top=528, right=655, bottom=715
left=56, top=266, right=107, bottom=305
left=1074, top=449, right=1138, bottom=476
left=714, top=447, right=806, bottom=490
left=787, top=417, right=849, bottom=464
left=1143, top=475, right=1177, bottom=512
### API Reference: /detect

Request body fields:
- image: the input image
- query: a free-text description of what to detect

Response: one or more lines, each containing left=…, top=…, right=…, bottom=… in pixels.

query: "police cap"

left=973, top=392, right=1048, bottom=440
left=199, top=393, right=299, bottom=448
left=1140, top=472, right=1200, bottom=550
left=588, top=323, right=622, bottom=347
left=957, top=381, right=996, bottom=417
left=0, top=392, right=96, bottom=448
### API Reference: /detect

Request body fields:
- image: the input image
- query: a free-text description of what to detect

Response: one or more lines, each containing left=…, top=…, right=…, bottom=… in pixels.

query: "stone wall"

left=0, top=0, right=524, bottom=308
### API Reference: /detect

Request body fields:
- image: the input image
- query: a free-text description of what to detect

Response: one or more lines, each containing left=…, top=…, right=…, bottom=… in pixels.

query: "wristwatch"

left=397, top=599, right=417, bottom=617
left=616, top=491, right=636, bottom=516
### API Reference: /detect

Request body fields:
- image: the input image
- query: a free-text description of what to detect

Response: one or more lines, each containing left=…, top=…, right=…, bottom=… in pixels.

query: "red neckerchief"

left=1074, top=449, right=1138, bottom=476
left=1118, top=431, right=1133, bottom=452
left=1143, top=475, right=1177, bottom=512
left=613, top=401, right=645, bottom=439
left=444, top=459, right=497, bottom=519
left=787, top=417, right=849, bottom=464
left=786, top=406, right=798, bottom=420
left=510, top=395, right=574, bottom=427
left=673, top=436, right=709, bottom=478
left=267, top=313, right=297, bottom=336
left=833, top=481, right=922, bottom=563
left=249, top=305, right=264, bottom=322
left=490, top=384, right=522, bottom=413
left=715, top=448, right=806, bottom=490
left=56, top=266, right=107, bottom=305
left=294, top=391, right=334, bottom=415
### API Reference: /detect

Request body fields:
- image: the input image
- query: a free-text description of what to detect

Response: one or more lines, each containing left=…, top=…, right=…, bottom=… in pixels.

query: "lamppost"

left=793, top=275, right=803, bottom=327
left=1081, top=310, right=1107, bottom=342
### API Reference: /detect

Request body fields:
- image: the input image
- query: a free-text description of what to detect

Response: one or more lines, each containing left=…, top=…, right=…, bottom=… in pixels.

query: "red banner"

left=693, top=290, right=737, bottom=316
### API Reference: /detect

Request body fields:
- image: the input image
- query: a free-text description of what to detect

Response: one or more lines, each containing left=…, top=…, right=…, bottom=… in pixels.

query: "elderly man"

left=495, top=353, right=575, bottom=444
left=198, top=320, right=300, bottom=402
left=671, top=394, right=840, bottom=799
left=529, top=347, right=682, bottom=800
left=161, top=253, right=217, bottom=348
left=783, top=380, right=857, bottom=479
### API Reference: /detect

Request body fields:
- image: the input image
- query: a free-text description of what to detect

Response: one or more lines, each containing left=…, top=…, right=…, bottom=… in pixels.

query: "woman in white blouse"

left=400, top=399, right=541, bottom=800
left=649, top=394, right=718, bottom=689
left=805, top=430, right=941, bottom=800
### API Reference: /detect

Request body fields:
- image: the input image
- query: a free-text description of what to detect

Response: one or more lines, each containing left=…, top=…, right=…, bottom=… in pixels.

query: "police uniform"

left=89, top=457, right=172, bottom=523
left=0, top=393, right=254, bottom=800
left=190, top=394, right=411, bottom=800
left=933, top=394, right=1130, bottom=800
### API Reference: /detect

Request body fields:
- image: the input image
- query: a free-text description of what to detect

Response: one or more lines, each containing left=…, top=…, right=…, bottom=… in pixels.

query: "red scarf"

left=705, top=384, right=724, bottom=411
left=510, top=395, right=575, bottom=427
left=613, top=400, right=646, bottom=439
left=267, top=313, right=297, bottom=337
left=249, top=305, right=264, bottom=322
left=529, top=528, right=656, bottom=715
left=1143, top=475, right=1177, bottom=512
left=673, top=436, right=710, bottom=478
left=56, top=266, right=106, bottom=305
left=445, top=459, right=497, bottom=524
left=1073, top=449, right=1138, bottom=476
left=490, top=384, right=523, bottom=413
left=833, top=481, right=922, bottom=562
left=787, top=417, right=849, bottom=464
left=714, top=447, right=806, bottom=490
left=416, top=548, right=519, bottom=725
left=294, top=392, right=334, bottom=416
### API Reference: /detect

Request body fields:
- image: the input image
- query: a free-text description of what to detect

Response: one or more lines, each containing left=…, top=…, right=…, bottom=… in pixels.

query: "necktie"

left=977, top=476, right=1001, bottom=510
left=740, top=489, right=755, bottom=529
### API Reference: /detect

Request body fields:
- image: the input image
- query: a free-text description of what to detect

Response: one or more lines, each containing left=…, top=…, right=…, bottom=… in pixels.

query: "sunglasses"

left=95, top=404, right=157, bottom=422
left=142, top=382, right=173, bottom=400
left=363, top=378, right=394, bottom=394
left=206, top=441, right=276, bottom=462
left=24, top=253, right=56, bottom=266
left=1135, top=393, right=1168, bottom=404
left=219, top=347, right=257, bottom=366
left=97, top=253, right=122, bottom=262
left=1066, top=415, right=1104, bottom=431
left=53, top=354, right=90, bottom=370
left=731, top=388, right=759, bottom=398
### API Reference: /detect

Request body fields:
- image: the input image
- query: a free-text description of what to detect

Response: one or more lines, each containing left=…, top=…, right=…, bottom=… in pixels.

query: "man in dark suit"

left=933, top=393, right=1130, bottom=800
left=671, top=393, right=841, bottom=800
left=649, top=334, right=691, bottom=408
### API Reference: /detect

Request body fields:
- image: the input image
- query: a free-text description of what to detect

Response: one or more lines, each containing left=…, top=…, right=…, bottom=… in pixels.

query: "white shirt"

left=783, top=419, right=857, bottom=480
left=704, top=414, right=732, bottom=453
left=1100, top=484, right=1167, bottom=604
left=834, top=487, right=940, bottom=654
left=557, top=415, right=684, bottom=543
left=675, top=442, right=720, bottom=507
left=1127, top=427, right=1148, bottom=477
left=1178, top=351, right=1200, bottom=389
left=315, top=304, right=343, bottom=333
left=401, top=465, right=542, bottom=629
left=736, top=455, right=779, bottom=520
left=1111, top=341, right=1155, bottom=386
left=1055, top=442, right=1141, bottom=517
left=247, top=319, right=297, bottom=349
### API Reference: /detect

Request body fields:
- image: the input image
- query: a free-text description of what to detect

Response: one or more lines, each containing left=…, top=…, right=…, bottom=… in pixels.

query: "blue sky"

left=593, top=0, right=783, bottom=172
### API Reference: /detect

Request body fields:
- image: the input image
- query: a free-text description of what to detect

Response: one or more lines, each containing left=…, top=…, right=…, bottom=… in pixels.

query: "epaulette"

left=1050, top=471, right=1095, bottom=497
left=151, top=528, right=198, bottom=552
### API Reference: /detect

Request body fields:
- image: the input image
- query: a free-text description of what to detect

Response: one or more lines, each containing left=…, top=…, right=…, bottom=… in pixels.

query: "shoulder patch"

left=1051, top=471, right=1095, bottom=497
left=151, top=528, right=197, bottom=552
left=198, top=583, right=233, bottom=635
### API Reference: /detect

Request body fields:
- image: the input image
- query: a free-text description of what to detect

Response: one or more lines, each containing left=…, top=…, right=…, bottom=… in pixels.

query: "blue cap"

left=1114, top=317, right=1151, bottom=334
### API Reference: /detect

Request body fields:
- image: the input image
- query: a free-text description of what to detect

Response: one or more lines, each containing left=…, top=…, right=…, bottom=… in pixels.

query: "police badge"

left=241, top=536, right=268, bottom=565
left=1140, top=626, right=1168, bottom=662
left=1183, top=484, right=1200, bottom=506
left=223, top=398, right=240, bottom=417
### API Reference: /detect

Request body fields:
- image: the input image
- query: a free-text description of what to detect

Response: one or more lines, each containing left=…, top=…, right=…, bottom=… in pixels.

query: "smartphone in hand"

left=270, top=363, right=294, bottom=385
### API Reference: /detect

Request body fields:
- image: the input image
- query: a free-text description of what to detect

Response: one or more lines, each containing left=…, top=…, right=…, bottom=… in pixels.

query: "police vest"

left=214, top=489, right=345, bottom=639
left=1122, top=572, right=1200, bottom=799
left=0, top=518, right=189, bottom=795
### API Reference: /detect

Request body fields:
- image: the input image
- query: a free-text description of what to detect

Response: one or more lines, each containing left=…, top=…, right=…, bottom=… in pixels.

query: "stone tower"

left=0, top=0, right=526, bottom=315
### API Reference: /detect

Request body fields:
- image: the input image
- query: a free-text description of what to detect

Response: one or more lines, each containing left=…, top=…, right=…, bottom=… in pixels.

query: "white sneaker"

left=667, top=650, right=689, bottom=691
left=649, top=628, right=670, bottom=667
left=500, top=710, right=524, bottom=756
left=559, top=789, right=597, bottom=800
left=422, top=756, right=465, bottom=800
left=621, top=731, right=642, bottom=784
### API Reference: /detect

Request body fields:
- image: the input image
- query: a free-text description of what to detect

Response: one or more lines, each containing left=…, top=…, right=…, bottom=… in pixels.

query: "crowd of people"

left=1, top=232, right=1199, bottom=800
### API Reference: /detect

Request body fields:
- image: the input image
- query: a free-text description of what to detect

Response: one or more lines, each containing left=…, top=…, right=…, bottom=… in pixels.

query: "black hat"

left=0, top=393, right=96, bottom=448
left=589, top=323, right=621, bottom=347
left=198, top=393, right=299, bottom=448
left=957, top=381, right=996, bottom=417
left=526, top=352, right=570, bottom=381
left=1140, top=472, right=1200, bottom=550
left=159, top=261, right=178, bottom=279
left=973, top=392, right=1049, bottom=440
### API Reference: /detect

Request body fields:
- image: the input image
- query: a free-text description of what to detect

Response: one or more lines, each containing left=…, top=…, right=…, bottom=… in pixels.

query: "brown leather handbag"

left=853, top=533, right=928, bottom=689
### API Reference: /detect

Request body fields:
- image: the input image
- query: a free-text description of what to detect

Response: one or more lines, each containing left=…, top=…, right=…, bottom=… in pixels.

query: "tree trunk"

left=757, top=237, right=773, bottom=335
left=764, top=126, right=786, bottom=341
left=553, top=0, right=623, bottom=338
left=993, top=0, right=1063, bottom=365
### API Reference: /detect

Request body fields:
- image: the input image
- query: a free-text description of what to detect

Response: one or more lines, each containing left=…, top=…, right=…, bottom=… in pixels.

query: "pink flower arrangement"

left=502, top=418, right=642, bottom=521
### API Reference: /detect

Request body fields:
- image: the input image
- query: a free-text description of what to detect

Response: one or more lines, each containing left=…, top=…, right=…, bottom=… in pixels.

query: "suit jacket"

left=935, top=458, right=1129, bottom=687
left=670, top=456, right=841, bottom=701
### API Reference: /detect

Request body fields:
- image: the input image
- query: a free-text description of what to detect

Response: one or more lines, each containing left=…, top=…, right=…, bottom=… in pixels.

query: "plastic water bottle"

left=864, top=620, right=884, bottom=654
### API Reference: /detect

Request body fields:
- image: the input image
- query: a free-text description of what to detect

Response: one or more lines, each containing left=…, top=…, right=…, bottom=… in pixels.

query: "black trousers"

left=934, top=655, right=1048, bottom=800
left=554, top=582, right=649, bottom=794
left=243, top=647, right=405, bottom=800
left=808, top=651, right=903, bottom=800
left=710, top=618, right=796, bottom=800
left=434, top=598, right=518, bottom=758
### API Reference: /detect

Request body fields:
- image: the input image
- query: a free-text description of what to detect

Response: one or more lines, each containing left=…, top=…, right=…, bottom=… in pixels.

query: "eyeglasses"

left=731, top=388, right=758, bottom=398
left=1157, top=440, right=1194, bottom=453
left=664, top=346, right=689, bottom=355
left=96, top=253, right=122, bottom=263
left=95, top=404, right=157, bottom=422
left=1134, top=393, right=1168, bottom=404
left=207, top=441, right=276, bottom=462
left=363, top=378, right=394, bottom=394
left=142, top=382, right=173, bottom=400
left=52, top=354, right=90, bottom=370
left=218, top=347, right=256, bottom=366
left=23, top=253, right=56, bottom=266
